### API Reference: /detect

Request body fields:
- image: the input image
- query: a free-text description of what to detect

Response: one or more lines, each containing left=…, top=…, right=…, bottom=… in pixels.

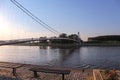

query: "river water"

left=0, top=45, right=120, bottom=69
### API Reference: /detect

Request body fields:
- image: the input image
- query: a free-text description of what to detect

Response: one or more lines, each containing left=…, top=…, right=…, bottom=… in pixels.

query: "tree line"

left=39, top=33, right=82, bottom=44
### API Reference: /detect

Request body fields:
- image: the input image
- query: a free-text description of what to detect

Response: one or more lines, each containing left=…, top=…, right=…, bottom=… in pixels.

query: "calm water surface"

left=0, top=45, right=120, bottom=69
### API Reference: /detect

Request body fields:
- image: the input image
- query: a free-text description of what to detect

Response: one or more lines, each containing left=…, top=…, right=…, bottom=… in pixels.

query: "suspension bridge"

left=0, top=37, right=81, bottom=45
left=0, top=0, right=82, bottom=46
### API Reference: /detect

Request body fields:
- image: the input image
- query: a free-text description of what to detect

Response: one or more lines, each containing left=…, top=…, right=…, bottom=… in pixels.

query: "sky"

left=0, top=0, right=120, bottom=41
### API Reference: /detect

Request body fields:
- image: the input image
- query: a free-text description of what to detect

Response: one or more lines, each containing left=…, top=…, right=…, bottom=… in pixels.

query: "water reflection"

left=0, top=46, right=120, bottom=69
left=38, top=46, right=80, bottom=67
left=56, top=47, right=80, bottom=67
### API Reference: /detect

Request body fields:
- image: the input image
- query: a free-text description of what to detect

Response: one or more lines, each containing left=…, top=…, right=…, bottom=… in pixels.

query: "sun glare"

left=0, top=19, right=9, bottom=34
left=0, top=13, right=50, bottom=40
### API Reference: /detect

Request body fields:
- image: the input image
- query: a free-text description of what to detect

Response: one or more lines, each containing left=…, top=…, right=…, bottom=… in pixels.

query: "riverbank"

left=1, top=62, right=120, bottom=80
left=0, top=62, right=93, bottom=80
left=15, top=42, right=120, bottom=47
left=81, top=43, right=120, bottom=46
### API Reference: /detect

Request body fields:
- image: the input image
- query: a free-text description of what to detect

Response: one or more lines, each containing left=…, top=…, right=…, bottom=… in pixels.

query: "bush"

left=105, top=70, right=110, bottom=74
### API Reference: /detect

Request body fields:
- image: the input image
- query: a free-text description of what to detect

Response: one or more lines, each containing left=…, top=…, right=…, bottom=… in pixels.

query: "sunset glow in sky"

left=0, top=0, right=120, bottom=40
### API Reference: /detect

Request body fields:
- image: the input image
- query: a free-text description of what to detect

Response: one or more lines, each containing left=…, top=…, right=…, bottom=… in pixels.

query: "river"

left=0, top=45, right=120, bottom=69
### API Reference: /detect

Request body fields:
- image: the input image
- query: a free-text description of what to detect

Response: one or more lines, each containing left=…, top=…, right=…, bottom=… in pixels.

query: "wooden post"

left=12, top=68, right=16, bottom=76
left=34, top=71, right=38, bottom=78
left=62, top=74, right=64, bottom=80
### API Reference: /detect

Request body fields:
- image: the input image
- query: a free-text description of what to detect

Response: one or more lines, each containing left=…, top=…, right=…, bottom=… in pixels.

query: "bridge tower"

left=78, top=32, right=81, bottom=44
left=78, top=32, right=80, bottom=39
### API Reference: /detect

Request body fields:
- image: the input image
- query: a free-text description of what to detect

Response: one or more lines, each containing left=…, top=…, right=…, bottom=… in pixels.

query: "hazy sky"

left=0, top=0, right=120, bottom=40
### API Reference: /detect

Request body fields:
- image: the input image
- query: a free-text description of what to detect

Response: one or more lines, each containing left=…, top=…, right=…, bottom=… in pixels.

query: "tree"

left=59, top=33, right=68, bottom=38
left=68, top=34, right=79, bottom=40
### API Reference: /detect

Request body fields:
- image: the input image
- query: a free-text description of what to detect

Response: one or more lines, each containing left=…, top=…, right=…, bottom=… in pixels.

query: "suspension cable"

left=10, top=0, right=59, bottom=34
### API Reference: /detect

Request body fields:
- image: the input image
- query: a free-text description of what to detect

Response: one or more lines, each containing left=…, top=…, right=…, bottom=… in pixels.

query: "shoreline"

left=81, top=43, right=120, bottom=46
left=0, top=61, right=93, bottom=80
left=0, top=62, right=120, bottom=80
left=13, top=43, right=120, bottom=47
